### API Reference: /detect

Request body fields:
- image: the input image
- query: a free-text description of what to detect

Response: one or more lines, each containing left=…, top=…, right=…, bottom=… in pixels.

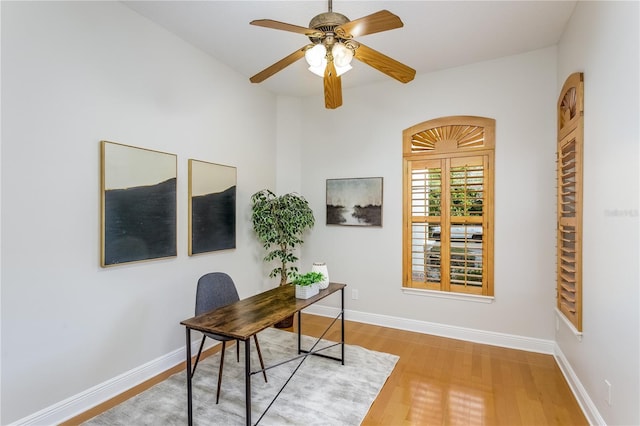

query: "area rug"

left=83, top=327, right=398, bottom=425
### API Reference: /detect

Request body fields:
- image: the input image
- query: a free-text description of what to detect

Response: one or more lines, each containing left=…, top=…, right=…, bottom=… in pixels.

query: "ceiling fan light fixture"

left=332, top=42, right=353, bottom=68
left=304, top=44, right=327, bottom=67
left=308, top=60, right=327, bottom=77
left=335, top=63, right=352, bottom=76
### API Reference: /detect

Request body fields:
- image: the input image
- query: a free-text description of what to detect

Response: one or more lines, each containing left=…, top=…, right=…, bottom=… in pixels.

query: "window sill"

left=402, top=287, right=495, bottom=303
left=555, top=308, right=583, bottom=341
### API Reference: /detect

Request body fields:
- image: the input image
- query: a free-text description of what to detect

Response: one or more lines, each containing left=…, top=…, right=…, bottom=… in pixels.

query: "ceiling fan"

left=249, top=0, right=416, bottom=109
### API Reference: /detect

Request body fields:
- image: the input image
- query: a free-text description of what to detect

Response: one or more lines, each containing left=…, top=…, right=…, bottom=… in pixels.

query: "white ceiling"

left=122, top=1, right=577, bottom=97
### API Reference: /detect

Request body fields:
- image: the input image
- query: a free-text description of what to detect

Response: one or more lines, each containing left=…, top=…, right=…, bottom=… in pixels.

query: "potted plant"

left=292, top=271, right=325, bottom=299
left=251, top=189, right=315, bottom=327
left=251, top=189, right=315, bottom=286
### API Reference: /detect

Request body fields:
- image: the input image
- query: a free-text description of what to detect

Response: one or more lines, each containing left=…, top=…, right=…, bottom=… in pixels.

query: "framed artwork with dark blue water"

left=100, top=141, right=177, bottom=267
left=188, top=159, right=236, bottom=255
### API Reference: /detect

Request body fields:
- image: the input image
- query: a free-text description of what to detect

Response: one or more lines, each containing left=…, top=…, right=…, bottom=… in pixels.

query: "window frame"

left=402, top=116, right=495, bottom=296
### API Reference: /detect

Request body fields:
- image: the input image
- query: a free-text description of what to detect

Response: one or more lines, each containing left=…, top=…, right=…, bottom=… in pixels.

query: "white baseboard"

left=9, top=338, right=216, bottom=426
left=554, top=344, right=605, bottom=426
left=304, top=305, right=556, bottom=354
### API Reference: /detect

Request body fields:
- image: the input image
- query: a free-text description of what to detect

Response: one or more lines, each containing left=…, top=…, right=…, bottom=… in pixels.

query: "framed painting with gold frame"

left=100, top=141, right=177, bottom=267
left=188, top=159, right=237, bottom=255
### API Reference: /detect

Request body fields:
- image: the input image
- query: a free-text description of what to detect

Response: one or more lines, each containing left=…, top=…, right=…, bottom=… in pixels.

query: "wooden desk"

left=181, top=282, right=346, bottom=425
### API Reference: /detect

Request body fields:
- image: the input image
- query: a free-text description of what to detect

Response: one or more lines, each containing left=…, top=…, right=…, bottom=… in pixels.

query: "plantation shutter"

left=408, top=159, right=444, bottom=290
left=403, top=117, right=494, bottom=296
left=557, top=73, right=584, bottom=331
left=448, top=156, right=487, bottom=294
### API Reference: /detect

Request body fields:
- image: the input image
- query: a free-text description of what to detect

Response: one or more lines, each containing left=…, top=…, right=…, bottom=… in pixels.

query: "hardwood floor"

left=298, top=314, right=587, bottom=426
left=64, top=313, right=587, bottom=425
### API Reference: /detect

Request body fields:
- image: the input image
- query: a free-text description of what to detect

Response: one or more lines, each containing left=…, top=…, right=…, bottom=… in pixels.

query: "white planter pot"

left=295, top=283, right=319, bottom=299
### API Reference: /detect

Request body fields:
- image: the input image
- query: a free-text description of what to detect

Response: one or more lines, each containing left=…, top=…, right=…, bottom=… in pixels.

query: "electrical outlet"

left=352, top=289, right=359, bottom=300
left=605, top=380, right=612, bottom=406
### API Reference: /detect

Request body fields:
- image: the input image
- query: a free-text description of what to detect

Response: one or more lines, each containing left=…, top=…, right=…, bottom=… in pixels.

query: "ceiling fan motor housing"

left=308, top=11, right=350, bottom=44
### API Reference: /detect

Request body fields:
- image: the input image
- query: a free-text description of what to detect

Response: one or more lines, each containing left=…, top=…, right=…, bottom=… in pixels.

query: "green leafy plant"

left=251, top=189, right=315, bottom=286
left=292, top=271, right=325, bottom=287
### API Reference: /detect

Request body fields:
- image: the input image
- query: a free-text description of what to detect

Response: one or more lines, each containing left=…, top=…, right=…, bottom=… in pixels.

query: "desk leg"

left=341, top=287, right=345, bottom=365
left=245, top=338, right=251, bottom=426
left=297, top=311, right=302, bottom=354
left=185, top=328, right=193, bottom=426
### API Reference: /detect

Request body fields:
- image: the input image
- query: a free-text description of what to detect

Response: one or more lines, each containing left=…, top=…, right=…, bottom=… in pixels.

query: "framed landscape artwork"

left=100, top=141, right=177, bottom=267
left=188, top=159, right=236, bottom=255
left=326, top=177, right=383, bottom=227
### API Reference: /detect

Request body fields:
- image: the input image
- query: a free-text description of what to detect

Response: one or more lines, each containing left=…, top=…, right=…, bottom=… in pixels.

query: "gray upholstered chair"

left=191, top=272, right=267, bottom=403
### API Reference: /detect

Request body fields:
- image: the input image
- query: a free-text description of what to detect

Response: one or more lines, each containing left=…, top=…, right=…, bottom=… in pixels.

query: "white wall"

left=275, top=96, right=303, bottom=195
left=1, top=2, right=277, bottom=423
left=556, top=2, right=640, bottom=425
left=297, top=47, right=559, bottom=340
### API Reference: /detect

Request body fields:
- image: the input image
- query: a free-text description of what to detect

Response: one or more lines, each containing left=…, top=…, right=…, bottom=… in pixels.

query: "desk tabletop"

left=181, top=282, right=346, bottom=340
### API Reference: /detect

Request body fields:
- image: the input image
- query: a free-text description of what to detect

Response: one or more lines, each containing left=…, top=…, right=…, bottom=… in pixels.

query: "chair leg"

left=236, top=339, right=240, bottom=362
left=254, top=335, right=268, bottom=383
left=190, top=336, right=207, bottom=379
left=215, top=341, right=227, bottom=404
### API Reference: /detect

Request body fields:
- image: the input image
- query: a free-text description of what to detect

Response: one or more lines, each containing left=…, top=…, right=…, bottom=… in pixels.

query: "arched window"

left=402, top=116, right=495, bottom=296
left=556, top=73, right=583, bottom=332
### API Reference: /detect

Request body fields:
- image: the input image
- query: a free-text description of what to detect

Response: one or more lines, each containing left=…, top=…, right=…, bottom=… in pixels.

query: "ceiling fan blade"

left=335, top=10, right=403, bottom=39
left=250, top=45, right=310, bottom=83
left=250, top=19, right=324, bottom=38
left=324, top=62, right=343, bottom=109
left=353, top=42, right=416, bottom=84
